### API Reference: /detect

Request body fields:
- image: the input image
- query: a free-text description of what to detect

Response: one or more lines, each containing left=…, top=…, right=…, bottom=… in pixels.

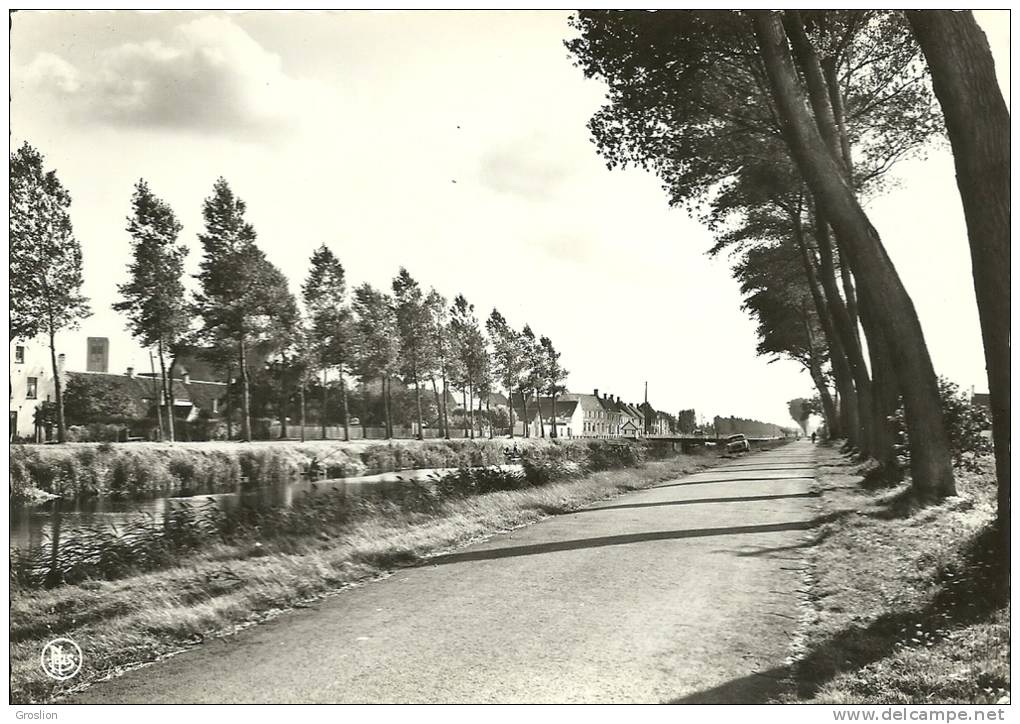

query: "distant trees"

left=486, top=309, right=524, bottom=438
left=114, top=180, right=190, bottom=442
left=448, top=295, right=487, bottom=439
left=303, top=245, right=354, bottom=440
left=392, top=268, right=431, bottom=440
left=540, top=336, right=567, bottom=438
left=10, top=142, right=91, bottom=443
left=425, top=289, right=453, bottom=438
left=788, top=398, right=812, bottom=436
left=351, top=283, right=399, bottom=438
left=677, top=410, right=697, bottom=435
left=192, top=178, right=298, bottom=442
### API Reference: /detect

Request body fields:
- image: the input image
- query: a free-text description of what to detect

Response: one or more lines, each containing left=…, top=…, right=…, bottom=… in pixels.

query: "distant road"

left=72, top=442, right=820, bottom=704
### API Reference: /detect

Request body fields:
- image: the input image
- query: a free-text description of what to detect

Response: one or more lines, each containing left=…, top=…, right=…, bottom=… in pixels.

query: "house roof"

left=535, top=399, right=578, bottom=422
left=67, top=371, right=226, bottom=409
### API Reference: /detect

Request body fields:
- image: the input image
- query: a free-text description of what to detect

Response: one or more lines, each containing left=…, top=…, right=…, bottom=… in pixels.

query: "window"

left=26, top=377, right=38, bottom=400
left=15, top=346, right=24, bottom=364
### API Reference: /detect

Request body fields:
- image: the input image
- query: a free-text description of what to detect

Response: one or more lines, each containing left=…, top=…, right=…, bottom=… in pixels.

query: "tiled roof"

left=67, top=371, right=226, bottom=410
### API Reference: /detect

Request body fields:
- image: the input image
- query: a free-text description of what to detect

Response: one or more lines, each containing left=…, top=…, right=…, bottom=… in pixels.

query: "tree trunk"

left=814, top=210, right=874, bottom=455
left=383, top=376, right=393, bottom=439
left=803, top=309, right=838, bottom=439
left=487, top=398, right=493, bottom=439
left=809, top=364, right=837, bottom=438
left=794, top=218, right=851, bottom=441
left=537, top=388, right=546, bottom=438
left=431, top=377, right=443, bottom=438
left=225, top=365, right=234, bottom=440
left=340, top=368, right=350, bottom=442
left=462, top=389, right=469, bottom=438
left=48, top=324, right=66, bottom=443
left=468, top=383, right=475, bottom=440
left=507, top=384, right=515, bottom=438
left=859, top=294, right=900, bottom=473
left=299, top=382, right=306, bottom=442
left=238, top=338, right=252, bottom=442
left=441, top=373, right=450, bottom=439
left=414, top=370, right=424, bottom=440
left=908, top=9, right=1010, bottom=541
left=522, top=394, right=530, bottom=438
left=151, top=348, right=165, bottom=442
left=755, top=11, right=955, bottom=498
left=550, top=391, right=558, bottom=438
left=321, top=368, right=328, bottom=440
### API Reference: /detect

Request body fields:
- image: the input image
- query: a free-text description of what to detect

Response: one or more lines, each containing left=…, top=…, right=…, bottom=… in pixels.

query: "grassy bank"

left=781, top=445, right=1008, bottom=704
left=11, top=448, right=716, bottom=704
left=10, top=437, right=608, bottom=499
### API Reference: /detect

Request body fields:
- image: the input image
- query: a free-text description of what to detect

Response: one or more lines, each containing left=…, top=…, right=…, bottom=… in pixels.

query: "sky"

left=8, top=10, right=1011, bottom=429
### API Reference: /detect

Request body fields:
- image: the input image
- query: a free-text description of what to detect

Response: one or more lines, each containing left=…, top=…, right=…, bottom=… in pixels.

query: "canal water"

left=9, top=465, right=525, bottom=556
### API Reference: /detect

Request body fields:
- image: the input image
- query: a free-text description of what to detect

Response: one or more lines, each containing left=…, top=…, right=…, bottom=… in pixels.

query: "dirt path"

left=71, top=441, right=820, bottom=704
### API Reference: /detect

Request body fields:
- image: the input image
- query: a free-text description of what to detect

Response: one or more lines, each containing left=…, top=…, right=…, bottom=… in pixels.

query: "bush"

left=893, top=377, right=993, bottom=471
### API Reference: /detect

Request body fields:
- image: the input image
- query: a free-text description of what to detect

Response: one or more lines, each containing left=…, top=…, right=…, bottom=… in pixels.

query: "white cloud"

left=14, top=16, right=318, bottom=138
left=479, top=132, right=576, bottom=201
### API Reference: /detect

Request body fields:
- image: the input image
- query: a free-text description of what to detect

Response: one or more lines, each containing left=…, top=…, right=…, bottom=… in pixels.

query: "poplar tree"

left=114, top=179, right=190, bottom=441
left=10, top=142, right=91, bottom=443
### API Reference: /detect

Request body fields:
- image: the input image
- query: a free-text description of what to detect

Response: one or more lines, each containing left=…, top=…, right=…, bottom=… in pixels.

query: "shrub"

left=893, top=377, right=992, bottom=471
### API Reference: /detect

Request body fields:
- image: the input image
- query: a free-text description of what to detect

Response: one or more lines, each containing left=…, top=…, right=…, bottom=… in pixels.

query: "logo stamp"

left=41, top=638, right=83, bottom=681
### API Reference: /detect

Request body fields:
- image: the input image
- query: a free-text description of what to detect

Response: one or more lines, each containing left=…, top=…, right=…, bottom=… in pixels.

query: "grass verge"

left=11, top=450, right=715, bottom=704
left=780, top=444, right=1008, bottom=704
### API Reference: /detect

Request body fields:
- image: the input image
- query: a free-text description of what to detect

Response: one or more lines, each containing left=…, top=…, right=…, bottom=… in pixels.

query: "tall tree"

left=449, top=295, right=487, bottom=440
left=753, top=10, right=954, bottom=496
left=193, top=178, right=294, bottom=442
left=10, top=143, right=91, bottom=442
left=302, top=245, right=354, bottom=441
left=392, top=268, right=431, bottom=440
left=486, top=308, right=523, bottom=438
left=568, top=10, right=954, bottom=497
left=113, top=179, right=190, bottom=442
left=907, top=10, right=1010, bottom=542
left=521, top=325, right=545, bottom=437
left=425, top=289, right=453, bottom=438
left=351, top=283, right=399, bottom=439
left=539, top=336, right=568, bottom=438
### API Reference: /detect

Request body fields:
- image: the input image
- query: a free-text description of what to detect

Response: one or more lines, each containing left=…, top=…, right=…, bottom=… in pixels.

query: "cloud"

left=14, top=17, right=317, bottom=138
left=479, top=133, right=575, bottom=201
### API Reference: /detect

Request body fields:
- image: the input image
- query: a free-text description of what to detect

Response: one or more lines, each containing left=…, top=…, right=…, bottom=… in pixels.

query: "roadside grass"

left=783, top=445, right=1008, bottom=704
left=11, top=451, right=716, bottom=704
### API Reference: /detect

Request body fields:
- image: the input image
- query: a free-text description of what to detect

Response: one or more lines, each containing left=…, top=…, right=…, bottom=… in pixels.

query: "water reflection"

left=10, top=467, right=457, bottom=556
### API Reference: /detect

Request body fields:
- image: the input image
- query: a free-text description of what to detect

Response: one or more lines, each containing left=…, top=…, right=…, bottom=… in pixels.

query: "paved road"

left=72, top=441, right=820, bottom=704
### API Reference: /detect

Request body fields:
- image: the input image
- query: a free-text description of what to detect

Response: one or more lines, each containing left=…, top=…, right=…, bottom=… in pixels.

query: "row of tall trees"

left=567, top=11, right=1009, bottom=540
left=10, top=155, right=572, bottom=443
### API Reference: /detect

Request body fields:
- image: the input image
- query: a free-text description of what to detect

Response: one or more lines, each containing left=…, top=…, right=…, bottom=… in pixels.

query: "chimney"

left=126, top=366, right=135, bottom=378
left=593, top=388, right=599, bottom=398
left=57, top=353, right=66, bottom=373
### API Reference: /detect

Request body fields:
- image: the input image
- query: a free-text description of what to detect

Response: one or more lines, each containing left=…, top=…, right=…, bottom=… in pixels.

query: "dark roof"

left=535, top=399, right=578, bottom=422
left=67, top=371, right=226, bottom=410
left=484, top=391, right=509, bottom=407
left=972, top=393, right=991, bottom=409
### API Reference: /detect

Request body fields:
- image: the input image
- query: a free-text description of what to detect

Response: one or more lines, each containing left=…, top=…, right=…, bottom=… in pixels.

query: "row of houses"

left=504, top=389, right=675, bottom=440
left=10, top=335, right=676, bottom=442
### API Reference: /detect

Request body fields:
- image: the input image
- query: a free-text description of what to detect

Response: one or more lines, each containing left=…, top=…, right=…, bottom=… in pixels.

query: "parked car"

left=724, top=433, right=750, bottom=453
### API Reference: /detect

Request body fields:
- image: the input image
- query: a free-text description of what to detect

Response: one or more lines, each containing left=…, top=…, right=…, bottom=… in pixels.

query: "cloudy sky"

left=9, top=10, right=1010, bottom=427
